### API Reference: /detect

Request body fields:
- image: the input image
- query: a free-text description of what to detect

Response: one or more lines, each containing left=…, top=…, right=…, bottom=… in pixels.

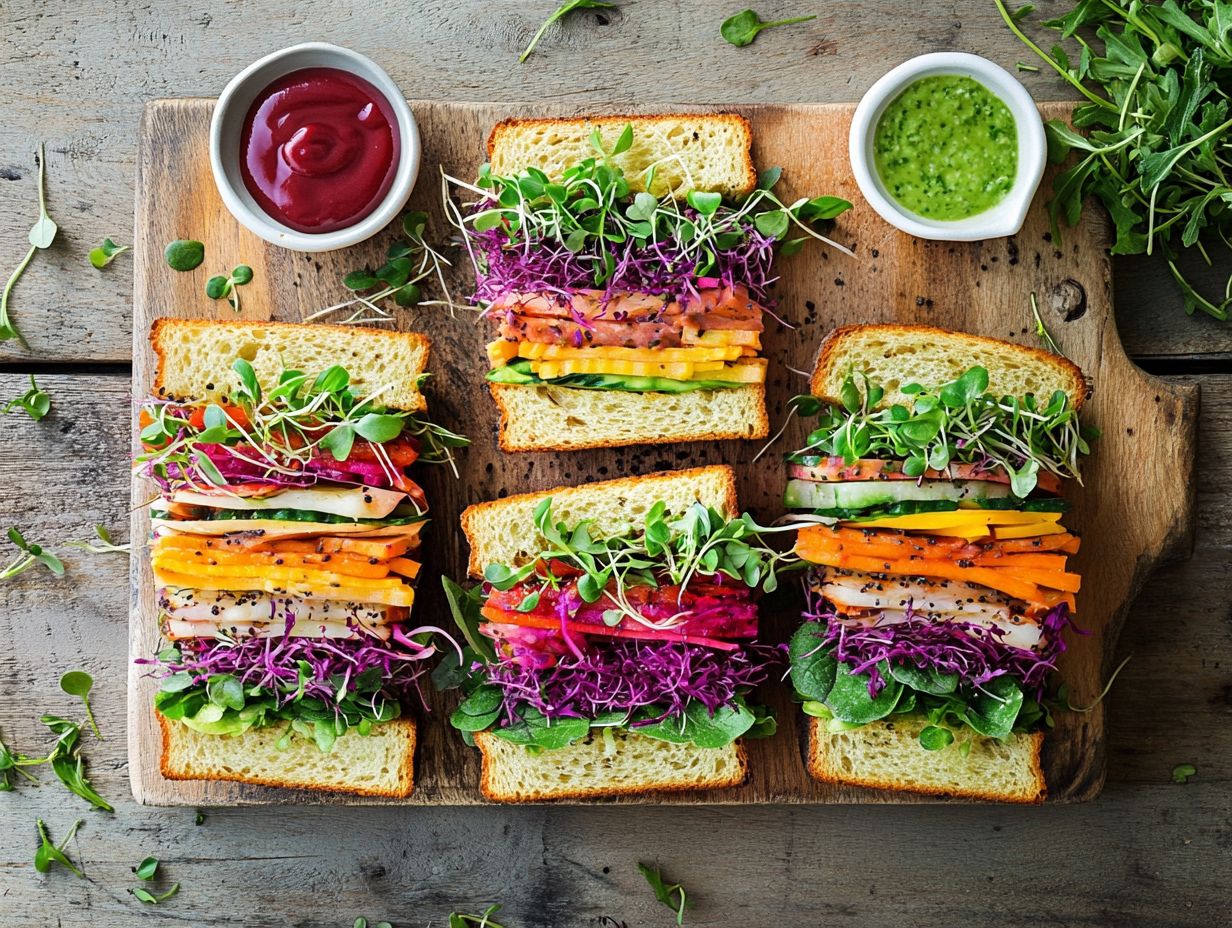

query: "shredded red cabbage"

left=482, top=637, right=782, bottom=726
left=804, top=584, right=1080, bottom=701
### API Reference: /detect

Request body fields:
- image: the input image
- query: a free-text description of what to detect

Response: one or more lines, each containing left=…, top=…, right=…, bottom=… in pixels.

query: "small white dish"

left=848, top=52, right=1046, bottom=241
left=209, top=42, right=420, bottom=253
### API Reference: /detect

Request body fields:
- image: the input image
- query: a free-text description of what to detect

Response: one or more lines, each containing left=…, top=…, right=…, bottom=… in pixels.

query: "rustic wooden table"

left=0, top=2, right=1227, bottom=925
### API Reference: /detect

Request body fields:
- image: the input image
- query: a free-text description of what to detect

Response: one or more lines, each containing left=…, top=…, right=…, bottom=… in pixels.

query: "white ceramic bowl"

left=209, top=43, right=420, bottom=253
left=848, top=52, right=1045, bottom=241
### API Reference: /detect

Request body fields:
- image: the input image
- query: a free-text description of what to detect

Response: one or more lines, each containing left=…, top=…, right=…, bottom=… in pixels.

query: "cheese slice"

left=853, top=510, right=1065, bottom=531
left=519, top=343, right=747, bottom=363
left=153, top=518, right=426, bottom=539
left=164, top=618, right=391, bottom=641
left=171, top=485, right=409, bottom=520
left=153, top=569, right=416, bottom=607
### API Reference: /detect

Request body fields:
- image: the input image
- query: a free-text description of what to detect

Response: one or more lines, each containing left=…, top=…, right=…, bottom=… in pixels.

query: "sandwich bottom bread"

left=443, top=466, right=786, bottom=801
left=783, top=324, right=1094, bottom=803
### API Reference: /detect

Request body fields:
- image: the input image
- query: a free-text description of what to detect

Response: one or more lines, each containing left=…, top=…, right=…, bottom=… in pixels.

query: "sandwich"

left=446, top=113, right=851, bottom=451
left=134, top=319, right=467, bottom=797
left=783, top=325, right=1095, bottom=803
left=441, top=466, right=787, bottom=801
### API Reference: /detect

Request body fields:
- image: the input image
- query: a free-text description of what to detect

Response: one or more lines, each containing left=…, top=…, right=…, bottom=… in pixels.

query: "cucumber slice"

left=487, top=361, right=740, bottom=393
left=783, top=478, right=1011, bottom=511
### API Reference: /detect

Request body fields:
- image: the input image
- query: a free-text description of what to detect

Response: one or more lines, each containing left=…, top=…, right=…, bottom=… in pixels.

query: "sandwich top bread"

left=782, top=324, right=1096, bottom=803
left=443, top=466, right=784, bottom=801
left=136, top=319, right=467, bottom=798
left=448, top=112, right=851, bottom=452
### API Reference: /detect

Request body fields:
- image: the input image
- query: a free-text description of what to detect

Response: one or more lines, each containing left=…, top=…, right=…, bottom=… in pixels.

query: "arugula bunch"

left=997, top=0, right=1232, bottom=319
left=789, top=365, right=1095, bottom=497
left=137, top=359, right=468, bottom=485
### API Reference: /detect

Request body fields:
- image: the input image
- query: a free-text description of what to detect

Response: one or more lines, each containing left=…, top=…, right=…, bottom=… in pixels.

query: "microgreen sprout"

left=310, top=212, right=458, bottom=326
left=41, top=714, right=113, bottom=811
left=1172, top=763, right=1197, bottom=784
left=3, top=374, right=51, bottom=421
left=163, top=240, right=204, bottom=272
left=65, top=523, right=131, bottom=555
left=520, top=0, right=616, bottom=62
left=2, top=143, right=58, bottom=346
left=1, top=527, right=65, bottom=582
left=89, top=237, right=130, bottom=269
left=0, top=727, right=44, bottom=789
left=789, top=365, right=1096, bottom=497
left=449, top=906, right=506, bottom=928
left=135, top=855, right=160, bottom=881
left=60, top=670, right=101, bottom=740
left=34, top=819, right=84, bottom=878
left=721, top=9, right=816, bottom=47
left=638, top=862, right=691, bottom=926
left=132, top=883, right=181, bottom=905
left=1030, top=292, right=1063, bottom=355
left=206, top=264, right=253, bottom=313
left=136, top=360, right=468, bottom=486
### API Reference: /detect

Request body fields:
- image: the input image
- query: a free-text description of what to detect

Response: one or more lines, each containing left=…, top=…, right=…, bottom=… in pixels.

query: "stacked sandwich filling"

left=448, top=502, right=782, bottom=750
left=786, top=365, right=1093, bottom=750
left=135, top=361, right=461, bottom=751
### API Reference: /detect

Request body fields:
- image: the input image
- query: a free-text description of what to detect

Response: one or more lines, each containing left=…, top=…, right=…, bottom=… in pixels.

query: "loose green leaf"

left=134, top=855, right=160, bottom=881
left=132, top=882, right=180, bottom=904
left=59, top=670, right=101, bottom=739
left=163, top=240, right=204, bottom=272
left=3, top=374, right=51, bottom=421
left=34, top=819, right=83, bottom=878
left=89, top=237, right=130, bottom=269
left=638, top=862, right=691, bottom=925
left=520, top=0, right=617, bottom=62
left=1172, top=762, right=1197, bottom=784
left=3, top=144, right=60, bottom=345
left=721, top=9, right=816, bottom=47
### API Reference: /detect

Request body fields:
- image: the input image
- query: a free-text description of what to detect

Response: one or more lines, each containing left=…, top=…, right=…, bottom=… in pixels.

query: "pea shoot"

left=1, top=527, right=65, bottom=582
left=638, top=862, right=691, bottom=925
left=34, top=819, right=84, bottom=878
left=206, top=264, right=253, bottom=312
left=89, top=237, right=129, bottom=269
left=65, top=523, right=131, bottom=555
left=41, top=714, right=113, bottom=811
left=2, top=374, right=52, bottom=421
left=60, top=670, right=101, bottom=740
left=720, top=9, right=816, bottom=47
left=2, top=143, right=58, bottom=346
left=520, top=0, right=616, bottom=62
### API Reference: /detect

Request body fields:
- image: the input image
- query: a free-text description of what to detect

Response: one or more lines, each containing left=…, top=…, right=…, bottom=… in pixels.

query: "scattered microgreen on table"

left=60, top=671, right=101, bottom=740
left=638, top=862, right=691, bottom=926
left=1172, top=762, right=1197, bottom=783
left=2, top=143, right=58, bottom=346
left=34, top=819, right=84, bottom=878
left=3, top=374, right=51, bottom=421
left=132, top=883, right=181, bottom=905
left=720, top=9, right=816, bottom=47
left=520, top=0, right=616, bottom=62
left=41, top=714, right=113, bottom=811
left=995, top=0, right=1232, bottom=320
left=206, top=264, right=253, bottom=313
left=449, top=906, right=506, bottom=928
left=163, top=239, right=204, bottom=272
left=89, top=237, right=129, bottom=269
left=65, top=523, right=131, bottom=555
left=1, top=527, right=65, bottom=582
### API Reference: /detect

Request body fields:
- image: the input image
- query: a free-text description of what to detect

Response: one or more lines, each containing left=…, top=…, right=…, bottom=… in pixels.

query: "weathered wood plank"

left=0, top=371, right=1228, bottom=924
left=1, top=0, right=1228, bottom=363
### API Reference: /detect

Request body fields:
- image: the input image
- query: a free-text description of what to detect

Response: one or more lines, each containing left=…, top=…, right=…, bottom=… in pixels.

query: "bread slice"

left=806, top=716, right=1045, bottom=803
left=488, top=382, right=768, bottom=453
left=811, top=324, right=1089, bottom=411
left=474, top=728, right=747, bottom=802
left=150, top=318, right=431, bottom=412
left=487, top=113, right=756, bottom=199
left=460, top=464, right=738, bottom=577
left=158, top=714, right=415, bottom=798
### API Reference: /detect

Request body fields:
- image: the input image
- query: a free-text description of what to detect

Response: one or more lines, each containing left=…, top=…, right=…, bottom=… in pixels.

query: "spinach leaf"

left=824, top=662, right=902, bottom=725
left=788, top=622, right=837, bottom=702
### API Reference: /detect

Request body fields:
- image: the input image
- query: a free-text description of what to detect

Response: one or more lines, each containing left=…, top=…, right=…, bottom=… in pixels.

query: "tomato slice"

left=789, top=458, right=1063, bottom=495
left=187, top=404, right=250, bottom=432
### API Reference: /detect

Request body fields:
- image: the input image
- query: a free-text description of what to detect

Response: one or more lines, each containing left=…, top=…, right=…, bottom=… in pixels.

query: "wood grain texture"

left=128, top=99, right=1197, bottom=806
left=2, top=0, right=1231, bottom=365
left=1, top=371, right=1228, bottom=928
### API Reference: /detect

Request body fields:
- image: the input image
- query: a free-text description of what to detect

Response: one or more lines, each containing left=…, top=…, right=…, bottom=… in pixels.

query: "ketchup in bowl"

left=239, top=67, right=400, bottom=234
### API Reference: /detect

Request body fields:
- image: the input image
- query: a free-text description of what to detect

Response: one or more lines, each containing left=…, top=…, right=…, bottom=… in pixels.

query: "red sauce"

left=240, top=67, right=400, bottom=234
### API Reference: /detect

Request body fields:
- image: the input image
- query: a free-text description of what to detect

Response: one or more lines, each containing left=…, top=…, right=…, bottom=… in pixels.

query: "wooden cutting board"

left=129, top=99, right=1197, bottom=806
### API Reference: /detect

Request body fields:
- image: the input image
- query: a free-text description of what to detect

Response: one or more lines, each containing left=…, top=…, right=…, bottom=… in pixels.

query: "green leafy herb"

left=41, top=714, right=113, bottom=812
left=194, top=811, right=205, bottom=826
left=132, top=883, right=180, bottom=904
left=2, top=143, right=58, bottom=346
left=1, top=527, right=65, bottom=582
left=995, top=0, right=1232, bottom=320
left=134, top=856, right=160, bottom=881
left=1171, top=762, right=1197, bottom=784
left=65, top=523, right=131, bottom=555
left=205, top=264, right=253, bottom=313
left=638, top=862, right=691, bottom=926
left=1030, top=292, right=1063, bottom=355
left=721, top=9, right=816, bottom=47
left=60, top=670, right=101, bottom=740
left=520, top=0, right=616, bottom=62
left=3, top=374, right=51, bottom=421
left=449, top=904, right=505, bottom=927
left=163, top=240, right=204, bottom=272
left=34, top=819, right=83, bottom=878
left=89, top=237, right=129, bottom=269
left=790, top=365, right=1096, bottom=497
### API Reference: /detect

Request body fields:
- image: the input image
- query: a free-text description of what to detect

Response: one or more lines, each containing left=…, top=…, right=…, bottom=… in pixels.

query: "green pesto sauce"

left=873, top=75, right=1018, bottom=221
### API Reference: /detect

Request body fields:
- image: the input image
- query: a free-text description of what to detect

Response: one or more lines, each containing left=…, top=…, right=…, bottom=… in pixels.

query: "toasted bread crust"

left=485, top=112, right=757, bottom=196
left=459, top=464, right=739, bottom=578
left=487, top=383, right=770, bottom=452
left=473, top=730, right=748, bottom=802
left=156, top=713, right=416, bottom=798
left=805, top=717, right=1046, bottom=804
left=149, top=317, right=432, bottom=411
left=811, top=324, right=1090, bottom=411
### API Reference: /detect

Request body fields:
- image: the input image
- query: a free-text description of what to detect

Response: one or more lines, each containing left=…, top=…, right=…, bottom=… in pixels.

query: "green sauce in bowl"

left=873, top=74, right=1018, bottom=221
